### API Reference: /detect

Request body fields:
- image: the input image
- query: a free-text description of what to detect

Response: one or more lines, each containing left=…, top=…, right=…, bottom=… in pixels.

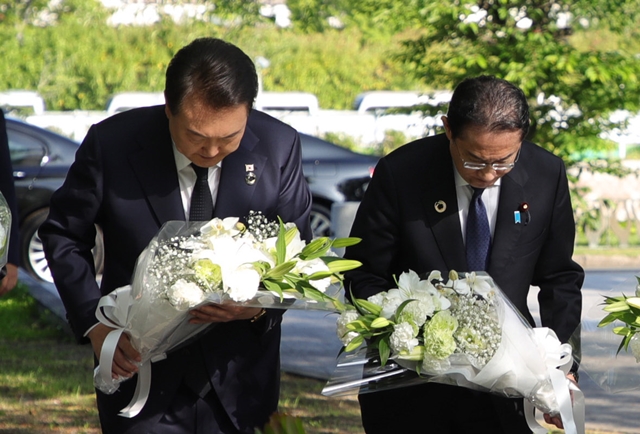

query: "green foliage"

left=0, top=283, right=69, bottom=341
left=396, top=0, right=640, bottom=169
left=256, top=413, right=307, bottom=434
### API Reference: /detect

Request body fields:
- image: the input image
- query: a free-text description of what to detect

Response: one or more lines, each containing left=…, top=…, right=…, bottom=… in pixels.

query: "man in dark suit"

left=39, top=38, right=312, bottom=433
left=344, top=76, right=583, bottom=433
left=0, top=109, right=20, bottom=295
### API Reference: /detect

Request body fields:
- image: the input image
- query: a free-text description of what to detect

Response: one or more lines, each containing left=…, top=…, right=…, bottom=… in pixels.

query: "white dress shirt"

left=172, top=144, right=222, bottom=219
left=454, top=166, right=501, bottom=244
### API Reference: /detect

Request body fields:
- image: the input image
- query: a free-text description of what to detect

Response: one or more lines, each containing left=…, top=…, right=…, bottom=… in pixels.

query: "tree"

left=396, top=0, right=640, bottom=170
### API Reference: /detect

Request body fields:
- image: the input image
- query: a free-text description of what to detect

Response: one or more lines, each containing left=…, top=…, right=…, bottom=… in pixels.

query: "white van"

left=354, top=90, right=452, bottom=115
left=255, top=92, right=319, bottom=116
left=0, top=90, right=46, bottom=115
left=106, top=92, right=165, bottom=115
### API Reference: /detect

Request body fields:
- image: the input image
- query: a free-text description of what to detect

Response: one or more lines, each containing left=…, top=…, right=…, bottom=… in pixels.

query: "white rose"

left=167, top=279, right=205, bottom=310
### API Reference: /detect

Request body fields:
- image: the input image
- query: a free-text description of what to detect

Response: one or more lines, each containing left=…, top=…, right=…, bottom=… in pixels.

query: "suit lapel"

left=422, top=138, right=467, bottom=272
left=489, top=159, right=529, bottom=277
left=214, top=126, right=266, bottom=218
left=128, top=110, right=185, bottom=225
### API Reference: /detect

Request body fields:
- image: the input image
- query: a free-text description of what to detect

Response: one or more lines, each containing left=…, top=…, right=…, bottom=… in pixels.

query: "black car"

left=6, top=118, right=377, bottom=283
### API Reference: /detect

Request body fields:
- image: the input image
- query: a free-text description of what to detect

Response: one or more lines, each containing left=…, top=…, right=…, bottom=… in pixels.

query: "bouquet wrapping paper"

left=93, top=215, right=359, bottom=417
left=323, top=271, right=584, bottom=434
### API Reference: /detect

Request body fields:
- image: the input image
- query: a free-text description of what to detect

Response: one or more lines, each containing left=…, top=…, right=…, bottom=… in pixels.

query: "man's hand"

left=189, top=303, right=263, bottom=324
left=543, top=372, right=578, bottom=429
left=0, top=263, right=18, bottom=296
left=88, top=323, right=141, bottom=379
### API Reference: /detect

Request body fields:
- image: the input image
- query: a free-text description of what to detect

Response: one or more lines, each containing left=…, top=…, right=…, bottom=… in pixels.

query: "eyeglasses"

left=454, top=141, right=521, bottom=171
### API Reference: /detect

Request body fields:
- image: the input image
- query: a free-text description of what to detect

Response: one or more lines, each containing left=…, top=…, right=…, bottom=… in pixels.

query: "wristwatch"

left=250, top=308, right=267, bottom=323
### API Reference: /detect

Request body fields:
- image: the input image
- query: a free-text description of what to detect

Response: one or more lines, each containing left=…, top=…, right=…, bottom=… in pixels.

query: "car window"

left=7, top=127, right=47, bottom=167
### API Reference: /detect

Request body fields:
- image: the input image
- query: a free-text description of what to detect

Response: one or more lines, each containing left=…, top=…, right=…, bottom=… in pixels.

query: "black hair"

left=164, top=38, right=258, bottom=115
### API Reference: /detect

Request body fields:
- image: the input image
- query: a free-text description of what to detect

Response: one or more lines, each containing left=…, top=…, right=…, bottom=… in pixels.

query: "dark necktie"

left=189, top=163, right=214, bottom=221
left=466, top=187, right=491, bottom=271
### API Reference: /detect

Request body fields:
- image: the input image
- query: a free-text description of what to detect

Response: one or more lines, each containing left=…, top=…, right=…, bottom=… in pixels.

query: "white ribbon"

left=523, top=328, right=585, bottom=434
left=95, top=285, right=157, bottom=418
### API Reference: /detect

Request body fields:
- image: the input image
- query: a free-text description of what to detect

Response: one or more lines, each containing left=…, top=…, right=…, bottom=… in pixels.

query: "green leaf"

left=264, top=261, right=297, bottom=280
left=299, top=237, right=332, bottom=259
left=262, top=279, right=285, bottom=301
left=378, top=338, right=390, bottom=366
left=275, top=218, right=287, bottom=265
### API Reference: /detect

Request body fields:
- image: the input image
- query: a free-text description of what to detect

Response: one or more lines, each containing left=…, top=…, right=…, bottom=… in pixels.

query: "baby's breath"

left=245, top=210, right=279, bottom=242
left=449, top=292, right=501, bottom=367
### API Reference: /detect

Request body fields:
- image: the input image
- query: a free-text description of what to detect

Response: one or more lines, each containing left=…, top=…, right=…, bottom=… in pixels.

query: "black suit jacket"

left=39, top=106, right=312, bottom=433
left=344, top=133, right=583, bottom=432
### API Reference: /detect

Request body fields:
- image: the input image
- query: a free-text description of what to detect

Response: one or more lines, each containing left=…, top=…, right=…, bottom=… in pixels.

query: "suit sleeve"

left=39, top=125, right=103, bottom=342
left=533, top=162, right=584, bottom=346
left=0, top=111, right=20, bottom=266
left=344, top=157, right=401, bottom=300
left=275, top=132, right=313, bottom=242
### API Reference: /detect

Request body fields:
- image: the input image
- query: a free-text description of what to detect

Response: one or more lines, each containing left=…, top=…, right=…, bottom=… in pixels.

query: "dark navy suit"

left=344, top=133, right=583, bottom=433
left=39, top=106, right=312, bottom=433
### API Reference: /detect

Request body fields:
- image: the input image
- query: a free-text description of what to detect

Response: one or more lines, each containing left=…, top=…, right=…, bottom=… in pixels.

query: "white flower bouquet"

left=94, top=211, right=360, bottom=417
left=580, top=273, right=640, bottom=393
left=323, top=270, right=585, bottom=434
left=0, top=192, right=11, bottom=270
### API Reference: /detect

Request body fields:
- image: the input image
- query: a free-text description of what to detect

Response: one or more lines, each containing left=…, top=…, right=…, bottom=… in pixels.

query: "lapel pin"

left=518, top=202, right=530, bottom=225
left=514, top=211, right=521, bottom=224
left=245, top=172, right=257, bottom=185
left=245, top=164, right=256, bottom=185
left=434, top=200, right=446, bottom=213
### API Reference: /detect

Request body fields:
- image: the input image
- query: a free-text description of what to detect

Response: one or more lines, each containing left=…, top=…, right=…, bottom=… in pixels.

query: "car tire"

left=310, top=203, right=332, bottom=238
left=20, top=207, right=105, bottom=283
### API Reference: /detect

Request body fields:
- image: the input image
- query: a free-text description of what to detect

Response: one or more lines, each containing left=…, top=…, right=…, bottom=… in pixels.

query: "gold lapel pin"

left=435, top=200, right=446, bottom=213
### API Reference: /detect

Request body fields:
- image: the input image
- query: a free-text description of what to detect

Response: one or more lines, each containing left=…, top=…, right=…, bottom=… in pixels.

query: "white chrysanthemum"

left=337, top=311, right=360, bottom=345
left=390, top=322, right=419, bottom=353
left=399, top=299, right=434, bottom=327
left=630, top=334, right=640, bottom=363
left=167, top=279, right=205, bottom=310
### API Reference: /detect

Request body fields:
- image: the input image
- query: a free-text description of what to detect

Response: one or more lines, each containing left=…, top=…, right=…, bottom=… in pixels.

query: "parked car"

left=6, top=118, right=377, bottom=283
left=299, top=133, right=377, bottom=237
left=6, top=117, right=104, bottom=283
